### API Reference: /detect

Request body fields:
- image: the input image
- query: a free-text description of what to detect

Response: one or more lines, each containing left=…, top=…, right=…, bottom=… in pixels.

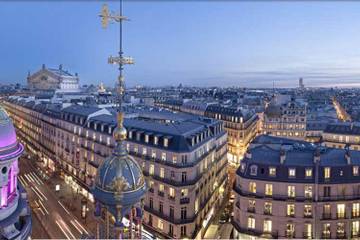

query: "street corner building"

left=232, top=134, right=360, bottom=239
left=0, top=108, right=32, bottom=239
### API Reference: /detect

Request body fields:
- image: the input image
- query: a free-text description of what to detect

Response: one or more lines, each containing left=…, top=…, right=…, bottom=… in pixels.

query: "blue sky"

left=1, top=1, right=360, bottom=88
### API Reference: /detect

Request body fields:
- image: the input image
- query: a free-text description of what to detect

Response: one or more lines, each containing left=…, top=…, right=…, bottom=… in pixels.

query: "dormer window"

left=154, top=136, right=158, bottom=145
left=250, top=165, right=257, bottom=176
left=191, top=137, right=195, bottom=146
left=324, top=167, right=331, bottom=179
left=101, top=125, right=104, bottom=132
left=289, top=168, right=296, bottom=178
left=145, top=135, right=149, bottom=143
left=108, top=127, right=112, bottom=135
left=129, top=131, right=133, bottom=139
left=240, top=163, right=246, bottom=173
left=269, top=167, right=276, bottom=177
left=164, top=138, right=168, bottom=147
left=354, top=166, right=359, bottom=176
left=136, top=132, right=141, bottom=141
left=305, top=168, right=313, bottom=178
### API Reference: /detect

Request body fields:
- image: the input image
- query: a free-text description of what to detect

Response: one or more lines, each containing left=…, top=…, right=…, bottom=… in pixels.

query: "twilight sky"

left=1, top=1, right=360, bottom=88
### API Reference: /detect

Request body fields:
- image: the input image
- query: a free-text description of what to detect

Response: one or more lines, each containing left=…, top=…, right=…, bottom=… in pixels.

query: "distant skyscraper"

left=299, top=77, right=305, bottom=89
left=0, top=108, right=32, bottom=239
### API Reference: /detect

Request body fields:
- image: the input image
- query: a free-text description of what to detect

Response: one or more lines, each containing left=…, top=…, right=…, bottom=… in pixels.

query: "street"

left=18, top=155, right=92, bottom=239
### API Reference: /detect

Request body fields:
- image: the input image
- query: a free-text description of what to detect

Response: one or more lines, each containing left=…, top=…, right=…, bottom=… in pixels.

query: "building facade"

left=0, top=108, right=32, bottom=239
left=263, top=97, right=307, bottom=139
left=205, top=105, right=258, bottom=166
left=2, top=98, right=228, bottom=239
left=322, top=122, right=360, bottom=150
left=233, top=135, right=360, bottom=239
left=27, top=64, right=80, bottom=92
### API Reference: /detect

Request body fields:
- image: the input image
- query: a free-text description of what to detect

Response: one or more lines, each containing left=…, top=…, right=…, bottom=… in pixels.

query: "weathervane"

left=99, top=1, right=134, bottom=147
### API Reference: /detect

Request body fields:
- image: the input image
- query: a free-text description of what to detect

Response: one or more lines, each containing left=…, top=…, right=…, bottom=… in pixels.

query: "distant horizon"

left=1, top=1, right=360, bottom=88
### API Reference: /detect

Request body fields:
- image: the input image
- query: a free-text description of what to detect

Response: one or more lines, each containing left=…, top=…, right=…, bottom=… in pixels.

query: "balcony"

left=336, top=232, right=346, bottom=239
left=158, top=191, right=165, bottom=197
left=352, top=212, right=360, bottom=218
left=322, top=233, right=331, bottom=239
left=303, top=213, right=312, bottom=218
left=285, top=231, right=295, bottom=238
left=264, top=209, right=272, bottom=215
left=336, top=213, right=346, bottom=219
left=148, top=188, right=154, bottom=193
left=180, top=198, right=190, bottom=204
left=168, top=195, right=175, bottom=201
left=303, top=232, right=312, bottom=239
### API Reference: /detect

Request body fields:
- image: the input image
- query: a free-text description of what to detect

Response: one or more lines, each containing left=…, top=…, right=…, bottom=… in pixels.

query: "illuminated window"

left=195, top=198, right=199, bottom=214
left=142, top=147, right=147, bottom=156
left=263, top=219, right=272, bottom=233
left=181, top=189, right=188, bottom=197
left=288, top=186, right=296, bottom=198
left=353, top=203, right=360, bottom=218
left=151, top=150, right=156, bottom=159
left=286, top=223, right=295, bottom=237
left=248, top=200, right=255, bottom=212
left=352, top=221, right=360, bottom=237
left=159, top=184, right=164, bottom=192
left=161, top=152, right=166, bottom=161
left=305, top=168, right=312, bottom=178
left=304, top=205, right=312, bottom=217
left=289, top=168, right=296, bottom=177
left=160, top=168, right=165, bottom=178
left=149, top=164, right=154, bottom=175
left=164, top=138, right=169, bottom=147
left=265, top=184, right=273, bottom=196
left=304, top=223, right=312, bottom=238
left=172, top=155, right=177, bottom=164
left=305, top=186, right=313, bottom=198
left=158, top=220, right=164, bottom=230
left=354, top=166, right=359, bottom=176
left=337, top=204, right=345, bottom=219
left=249, top=182, right=256, bottom=193
left=247, top=216, right=255, bottom=229
left=145, top=135, right=149, bottom=143
left=169, top=188, right=175, bottom=198
left=322, top=223, right=331, bottom=238
left=269, top=167, right=276, bottom=177
left=154, top=136, right=158, bottom=145
left=264, top=202, right=272, bottom=215
left=287, top=204, right=295, bottom=217
left=324, top=167, right=331, bottom=179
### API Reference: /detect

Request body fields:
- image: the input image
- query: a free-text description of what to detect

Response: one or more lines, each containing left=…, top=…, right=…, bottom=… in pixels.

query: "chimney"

left=42, top=64, right=46, bottom=70
left=345, top=144, right=351, bottom=164
left=314, top=147, right=321, bottom=163
left=280, top=149, right=286, bottom=164
left=245, top=149, right=252, bottom=159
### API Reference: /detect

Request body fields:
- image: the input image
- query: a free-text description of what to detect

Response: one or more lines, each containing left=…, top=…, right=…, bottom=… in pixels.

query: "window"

left=304, top=223, right=312, bottom=238
left=248, top=200, right=256, bottom=212
left=304, top=205, right=312, bottom=217
left=323, top=204, right=331, bottom=218
left=322, top=223, right=331, bottom=238
left=181, top=207, right=187, bottom=219
left=288, top=186, right=296, bottom=198
left=151, top=150, right=156, bottom=159
left=149, top=164, right=154, bottom=175
left=354, top=166, right=359, bottom=176
left=247, top=216, right=255, bottom=229
left=264, top=202, right=272, bottom=215
left=195, top=198, right=199, bottom=214
left=154, top=136, right=158, bottom=145
left=159, top=184, right=164, bottom=193
left=169, top=188, right=175, bottom=198
left=250, top=165, right=258, bottom=176
left=249, top=182, right=257, bottom=193
left=353, top=203, right=360, bottom=218
left=160, top=168, right=165, bottom=178
left=305, top=168, right=313, bottom=178
left=181, top=172, right=187, bottom=183
left=324, top=186, right=331, bottom=197
left=286, top=223, right=295, bottom=238
left=337, top=204, right=345, bottom=219
left=181, top=226, right=187, bottom=237
left=158, top=220, right=164, bottom=230
left=324, top=167, right=331, bottom=179
left=304, top=186, right=313, bottom=198
left=265, top=184, right=273, bottom=196
left=289, top=168, right=296, bottom=177
left=263, top=219, right=272, bottom=233
left=149, top=197, right=153, bottom=209
left=164, top=138, right=168, bottom=147
left=161, top=152, right=166, bottom=161
left=142, top=147, right=147, bottom=156
left=170, top=206, right=174, bottom=219
left=337, top=222, right=345, bottom=237
left=159, top=202, right=163, bottom=213
left=352, top=221, right=360, bottom=237
left=145, top=135, right=149, bottom=143
left=172, top=155, right=177, bottom=164
left=181, top=189, right=188, bottom=197
left=287, top=204, right=295, bottom=217
left=269, top=167, right=276, bottom=177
